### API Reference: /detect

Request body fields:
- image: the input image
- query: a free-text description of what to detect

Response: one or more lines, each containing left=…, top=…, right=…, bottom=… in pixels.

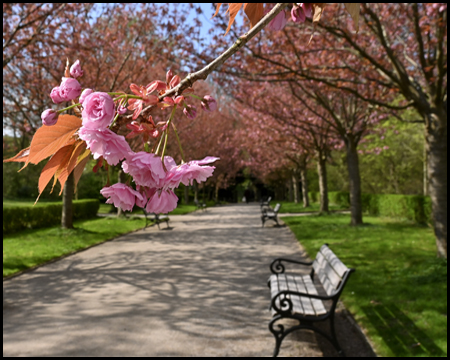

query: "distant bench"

left=143, top=210, right=170, bottom=230
left=261, top=203, right=281, bottom=227
left=268, top=244, right=355, bottom=357
left=194, top=199, right=206, bottom=212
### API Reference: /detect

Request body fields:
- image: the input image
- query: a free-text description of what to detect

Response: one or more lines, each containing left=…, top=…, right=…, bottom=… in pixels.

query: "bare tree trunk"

left=193, top=181, right=198, bottom=202
left=292, top=172, right=300, bottom=204
left=288, top=176, right=293, bottom=202
left=426, top=110, right=447, bottom=258
left=317, top=155, right=329, bottom=212
left=61, top=171, right=74, bottom=229
left=300, top=168, right=309, bottom=208
left=184, top=184, right=189, bottom=205
left=215, top=182, right=220, bottom=203
left=116, top=169, right=127, bottom=217
left=423, top=138, right=428, bottom=196
left=346, top=136, right=363, bottom=225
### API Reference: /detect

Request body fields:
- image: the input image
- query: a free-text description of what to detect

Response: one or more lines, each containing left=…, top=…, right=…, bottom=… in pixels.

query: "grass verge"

left=281, top=213, right=447, bottom=357
left=3, top=216, right=146, bottom=278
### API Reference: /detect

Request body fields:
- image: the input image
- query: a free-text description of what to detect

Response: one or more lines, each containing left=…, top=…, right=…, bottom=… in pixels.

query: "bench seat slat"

left=269, top=274, right=326, bottom=316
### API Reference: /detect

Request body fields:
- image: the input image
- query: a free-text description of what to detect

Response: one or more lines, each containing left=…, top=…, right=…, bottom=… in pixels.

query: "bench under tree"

left=267, top=244, right=355, bottom=357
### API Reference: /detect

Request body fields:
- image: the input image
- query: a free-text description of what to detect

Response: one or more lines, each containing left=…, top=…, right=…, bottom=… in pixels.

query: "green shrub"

left=328, top=191, right=350, bottom=207
left=3, top=199, right=99, bottom=234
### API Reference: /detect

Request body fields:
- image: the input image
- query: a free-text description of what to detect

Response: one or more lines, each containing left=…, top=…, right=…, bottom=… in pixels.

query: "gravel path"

left=3, top=204, right=375, bottom=357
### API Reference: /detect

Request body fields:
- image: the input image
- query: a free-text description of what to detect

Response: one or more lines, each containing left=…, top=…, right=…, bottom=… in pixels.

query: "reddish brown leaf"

left=3, top=146, right=30, bottom=163
left=57, top=141, right=87, bottom=194
left=27, top=114, right=82, bottom=166
left=224, top=3, right=244, bottom=35
left=344, top=3, right=360, bottom=33
left=309, top=3, right=328, bottom=45
left=73, top=154, right=90, bottom=191
left=244, top=3, right=264, bottom=28
left=36, top=142, right=76, bottom=203
left=212, top=3, right=222, bottom=19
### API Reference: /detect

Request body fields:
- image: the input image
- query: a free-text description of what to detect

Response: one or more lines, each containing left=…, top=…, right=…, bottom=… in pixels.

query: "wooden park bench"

left=267, top=244, right=355, bottom=357
left=194, top=199, right=206, bottom=212
left=260, top=196, right=272, bottom=210
left=261, top=203, right=281, bottom=227
left=143, top=210, right=170, bottom=230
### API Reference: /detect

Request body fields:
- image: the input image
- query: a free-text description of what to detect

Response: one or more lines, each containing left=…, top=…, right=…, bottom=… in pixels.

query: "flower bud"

left=70, top=59, right=84, bottom=78
left=166, top=69, right=174, bottom=85
left=117, top=104, right=127, bottom=114
left=200, top=95, right=217, bottom=112
left=291, top=5, right=305, bottom=23
left=41, top=109, right=59, bottom=126
left=183, top=105, right=197, bottom=119
left=59, top=77, right=82, bottom=102
left=169, top=75, right=180, bottom=88
left=50, top=87, right=64, bottom=104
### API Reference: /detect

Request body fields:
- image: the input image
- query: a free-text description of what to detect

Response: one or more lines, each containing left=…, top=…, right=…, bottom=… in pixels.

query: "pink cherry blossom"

left=50, top=87, right=64, bottom=104
left=79, top=88, right=93, bottom=105
left=69, top=59, right=84, bottom=78
left=41, top=109, right=59, bottom=126
left=100, top=183, right=144, bottom=212
left=81, top=92, right=115, bottom=129
left=164, top=157, right=219, bottom=188
left=145, top=188, right=178, bottom=214
left=122, top=152, right=166, bottom=188
left=59, top=77, right=82, bottom=102
left=79, top=127, right=132, bottom=166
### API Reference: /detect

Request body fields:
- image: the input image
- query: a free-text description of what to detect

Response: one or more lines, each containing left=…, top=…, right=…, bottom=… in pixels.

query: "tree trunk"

left=61, top=171, right=74, bottom=229
left=346, top=136, right=363, bottom=225
left=193, top=181, right=198, bottom=202
left=300, top=168, right=309, bottom=208
left=423, top=138, right=428, bottom=196
left=288, top=177, right=293, bottom=202
left=292, top=172, right=300, bottom=204
left=425, top=110, right=447, bottom=258
left=317, top=155, right=329, bottom=212
left=184, top=184, right=189, bottom=205
left=116, top=169, right=127, bottom=217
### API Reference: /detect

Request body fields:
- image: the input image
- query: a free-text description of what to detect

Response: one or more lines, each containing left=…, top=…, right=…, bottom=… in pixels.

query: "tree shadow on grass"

left=361, top=303, right=445, bottom=357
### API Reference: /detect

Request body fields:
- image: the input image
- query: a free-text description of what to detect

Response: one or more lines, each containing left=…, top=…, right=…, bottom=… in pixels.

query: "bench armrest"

left=270, top=258, right=313, bottom=274
left=270, top=290, right=335, bottom=315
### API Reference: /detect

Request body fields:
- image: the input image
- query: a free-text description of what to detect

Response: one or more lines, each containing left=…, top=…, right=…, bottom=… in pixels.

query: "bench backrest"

left=313, top=244, right=352, bottom=296
left=273, top=203, right=281, bottom=213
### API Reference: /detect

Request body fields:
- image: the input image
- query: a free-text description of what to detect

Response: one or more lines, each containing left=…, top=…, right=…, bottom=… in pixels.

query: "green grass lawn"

left=3, top=217, right=147, bottom=278
left=281, top=213, right=447, bottom=357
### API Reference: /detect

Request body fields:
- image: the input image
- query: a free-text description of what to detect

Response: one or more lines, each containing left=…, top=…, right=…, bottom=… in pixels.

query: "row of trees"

left=191, top=3, right=446, bottom=257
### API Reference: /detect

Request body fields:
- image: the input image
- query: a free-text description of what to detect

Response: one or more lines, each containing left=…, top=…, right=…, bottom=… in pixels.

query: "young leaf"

left=3, top=146, right=30, bottom=163
left=344, top=3, right=360, bottom=33
left=224, top=3, right=244, bottom=35
left=36, top=141, right=76, bottom=203
left=27, top=114, right=82, bottom=167
left=244, top=3, right=264, bottom=28
left=57, top=141, right=88, bottom=194
left=73, top=154, right=90, bottom=190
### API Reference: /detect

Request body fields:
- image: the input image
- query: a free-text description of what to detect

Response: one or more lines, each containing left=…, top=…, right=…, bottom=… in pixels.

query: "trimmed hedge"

left=3, top=199, right=100, bottom=234
left=308, top=191, right=431, bottom=224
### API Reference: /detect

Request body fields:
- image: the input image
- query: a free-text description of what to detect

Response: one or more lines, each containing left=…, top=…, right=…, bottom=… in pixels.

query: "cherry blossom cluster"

left=41, top=60, right=219, bottom=214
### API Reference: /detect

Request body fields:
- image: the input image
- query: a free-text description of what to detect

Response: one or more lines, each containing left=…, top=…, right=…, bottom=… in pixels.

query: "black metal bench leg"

left=330, top=313, right=345, bottom=356
left=269, top=316, right=284, bottom=357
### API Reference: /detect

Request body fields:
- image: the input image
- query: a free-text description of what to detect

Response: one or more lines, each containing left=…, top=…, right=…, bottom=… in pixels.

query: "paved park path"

left=3, top=204, right=374, bottom=357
